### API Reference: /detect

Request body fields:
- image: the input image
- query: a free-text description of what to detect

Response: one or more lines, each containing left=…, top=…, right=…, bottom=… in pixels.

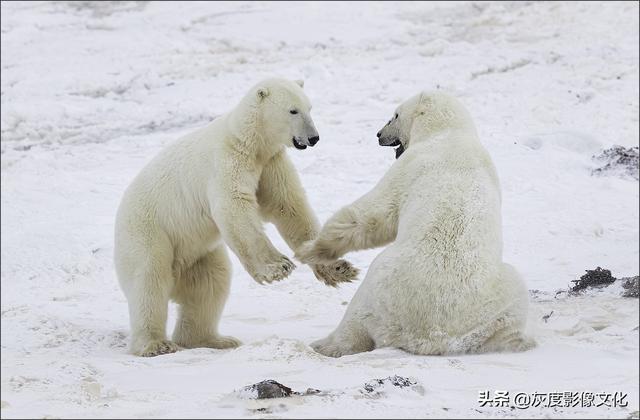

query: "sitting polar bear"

left=297, top=91, right=534, bottom=357
left=115, top=78, right=357, bottom=357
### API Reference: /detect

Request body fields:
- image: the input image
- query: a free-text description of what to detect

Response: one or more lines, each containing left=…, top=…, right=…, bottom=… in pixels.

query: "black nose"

left=376, top=131, right=381, bottom=138
left=308, top=136, right=319, bottom=146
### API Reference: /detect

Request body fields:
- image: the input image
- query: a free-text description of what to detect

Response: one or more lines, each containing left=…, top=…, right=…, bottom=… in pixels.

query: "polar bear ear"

left=294, top=79, right=304, bottom=88
left=256, top=88, right=270, bottom=101
left=416, top=92, right=430, bottom=115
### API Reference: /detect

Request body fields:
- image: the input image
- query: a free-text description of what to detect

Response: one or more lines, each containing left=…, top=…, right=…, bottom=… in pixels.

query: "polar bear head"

left=376, top=92, right=473, bottom=158
left=247, top=78, right=319, bottom=151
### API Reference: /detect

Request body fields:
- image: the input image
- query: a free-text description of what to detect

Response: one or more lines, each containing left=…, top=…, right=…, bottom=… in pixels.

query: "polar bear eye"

left=395, top=113, right=399, bottom=119
left=290, top=110, right=298, bottom=115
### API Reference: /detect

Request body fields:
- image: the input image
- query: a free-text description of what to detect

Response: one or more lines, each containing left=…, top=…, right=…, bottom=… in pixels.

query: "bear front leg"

left=257, top=151, right=358, bottom=286
left=210, top=182, right=295, bottom=285
left=219, top=205, right=295, bottom=284
left=296, top=189, right=399, bottom=265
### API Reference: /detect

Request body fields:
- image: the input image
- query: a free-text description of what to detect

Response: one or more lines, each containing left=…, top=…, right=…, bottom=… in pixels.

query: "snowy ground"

left=1, top=1, right=638, bottom=418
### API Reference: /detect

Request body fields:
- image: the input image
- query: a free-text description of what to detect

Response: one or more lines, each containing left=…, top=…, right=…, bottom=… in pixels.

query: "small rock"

left=567, top=268, right=638, bottom=298
left=238, top=380, right=322, bottom=400
left=621, top=276, right=639, bottom=298
left=592, top=145, right=639, bottom=180
left=570, top=267, right=615, bottom=293
left=363, top=375, right=420, bottom=393
left=242, top=380, right=292, bottom=399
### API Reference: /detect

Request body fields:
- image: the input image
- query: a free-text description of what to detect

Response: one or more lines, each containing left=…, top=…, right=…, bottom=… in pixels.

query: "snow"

left=1, top=1, right=638, bottom=418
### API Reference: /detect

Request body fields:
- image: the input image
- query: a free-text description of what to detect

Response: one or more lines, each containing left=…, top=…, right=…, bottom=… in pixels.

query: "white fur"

left=297, top=92, right=535, bottom=357
left=114, top=78, right=357, bottom=357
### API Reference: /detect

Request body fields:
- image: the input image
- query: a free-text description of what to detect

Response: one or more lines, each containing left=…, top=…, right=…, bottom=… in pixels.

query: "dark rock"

left=242, top=380, right=293, bottom=399
left=592, top=146, right=639, bottom=180
left=363, top=375, right=418, bottom=393
left=567, top=268, right=638, bottom=298
left=239, top=380, right=322, bottom=400
left=570, top=267, right=616, bottom=293
left=621, top=276, right=639, bottom=298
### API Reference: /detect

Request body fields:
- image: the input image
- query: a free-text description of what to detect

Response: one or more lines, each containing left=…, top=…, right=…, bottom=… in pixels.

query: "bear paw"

left=174, top=333, right=242, bottom=350
left=310, top=338, right=346, bottom=358
left=507, top=335, right=537, bottom=352
left=138, top=339, right=180, bottom=357
left=312, top=259, right=359, bottom=287
left=207, top=335, right=242, bottom=349
left=203, top=335, right=242, bottom=349
left=254, top=255, right=296, bottom=284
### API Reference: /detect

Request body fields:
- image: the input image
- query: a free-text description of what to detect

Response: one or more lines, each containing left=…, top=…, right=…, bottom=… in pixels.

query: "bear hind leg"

left=311, top=320, right=374, bottom=358
left=172, top=246, right=241, bottom=349
left=123, top=238, right=179, bottom=357
left=479, top=326, right=536, bottom=353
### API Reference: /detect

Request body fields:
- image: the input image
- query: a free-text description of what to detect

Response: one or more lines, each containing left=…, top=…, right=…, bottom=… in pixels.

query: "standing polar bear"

left=297, top=91, right=534, bottom=357
left=115, top=78, right=357, bottom=357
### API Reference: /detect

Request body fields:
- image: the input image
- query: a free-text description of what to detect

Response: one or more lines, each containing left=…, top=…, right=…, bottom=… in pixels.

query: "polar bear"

left=114, top=78, right=358, bottom=357
left=297, top=91, right=534, bottom=357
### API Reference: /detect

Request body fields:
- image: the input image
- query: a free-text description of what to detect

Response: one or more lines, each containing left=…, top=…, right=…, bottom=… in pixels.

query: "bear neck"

left=410, top=109, right=477, bottom=149
left=228, top=101, right=283, bottom=164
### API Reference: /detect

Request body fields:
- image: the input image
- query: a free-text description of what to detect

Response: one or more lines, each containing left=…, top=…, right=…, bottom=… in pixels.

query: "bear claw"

left=254, top=255, right=296, bottom=284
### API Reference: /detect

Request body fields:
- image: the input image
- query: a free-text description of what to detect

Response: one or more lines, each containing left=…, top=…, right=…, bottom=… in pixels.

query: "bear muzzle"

left=378, top=137, right=401, bottom=147
left=292, top=135, right=320, bottom=150
left=377, top=135, right=405, bottom=159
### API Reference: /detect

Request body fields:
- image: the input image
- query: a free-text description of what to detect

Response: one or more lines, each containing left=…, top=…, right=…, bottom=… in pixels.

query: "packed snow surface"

left=1, top=1, right=638, bottom=418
